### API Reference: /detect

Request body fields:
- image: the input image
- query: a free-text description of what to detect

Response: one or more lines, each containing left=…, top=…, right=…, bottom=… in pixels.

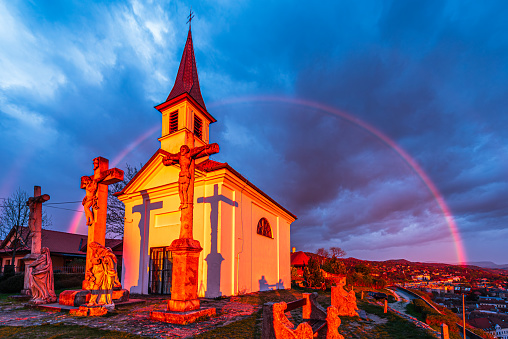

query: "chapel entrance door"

left=148, top=247, right=172, bottom=294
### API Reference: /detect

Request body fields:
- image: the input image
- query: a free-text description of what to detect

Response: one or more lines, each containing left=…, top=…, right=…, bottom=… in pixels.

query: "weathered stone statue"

left=162, top=143, right=220, bottom=238
left=84, top=242, right=121, bottom=310
left=28, top=247, right=57, bottom=304
left=81, top=175, right=99, bottom=227
left=331, top=276, right=359, bottom=317
left=22, top=186, right=50, bottom=296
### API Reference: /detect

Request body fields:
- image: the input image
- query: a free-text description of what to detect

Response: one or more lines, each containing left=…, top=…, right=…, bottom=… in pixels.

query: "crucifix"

left=161, top=142, right=219, bottom=313
left=80, top=156, right=124, bottom=289
left=22, top=186, right=50, bottom=295
left=162, top=143, right=219, bottom=239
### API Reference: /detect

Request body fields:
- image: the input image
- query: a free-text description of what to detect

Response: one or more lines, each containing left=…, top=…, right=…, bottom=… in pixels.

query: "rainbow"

left=67, top=95, right=466, bottom=264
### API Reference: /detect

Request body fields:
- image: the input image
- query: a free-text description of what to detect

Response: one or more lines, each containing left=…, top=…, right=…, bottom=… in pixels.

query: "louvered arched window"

left=257, top=217, right=272, bottom=238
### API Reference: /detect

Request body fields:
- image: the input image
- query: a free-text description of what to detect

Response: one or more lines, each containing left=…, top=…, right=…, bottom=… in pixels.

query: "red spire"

left=166, top=27, right=207, bottom=111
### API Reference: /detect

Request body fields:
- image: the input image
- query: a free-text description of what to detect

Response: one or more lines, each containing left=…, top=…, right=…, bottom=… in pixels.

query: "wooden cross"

left=80, top=157, right=123, bottom=288
left=162, top=143, right=219, bottom=239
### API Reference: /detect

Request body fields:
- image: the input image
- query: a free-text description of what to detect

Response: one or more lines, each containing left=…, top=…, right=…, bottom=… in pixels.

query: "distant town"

left=291, top=249, right=508, bottom=338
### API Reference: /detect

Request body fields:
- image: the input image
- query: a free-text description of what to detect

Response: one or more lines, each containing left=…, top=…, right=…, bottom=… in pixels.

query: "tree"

left=322, top=256, right=346, bottom=275
left=0, top=188, right=51, bottom=267
left=303, top=256, right=324, bottom=288
left=330, top=246, right=346, bottom=258
left=316, top=248, right=330, bottom=258
left=106, top=164, right=140, bottom=238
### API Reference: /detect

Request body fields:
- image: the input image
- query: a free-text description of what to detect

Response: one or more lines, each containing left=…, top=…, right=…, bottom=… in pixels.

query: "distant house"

left=468, top=317, right=508, bottom=339
left=0, top=227, right=122, bottom=273
left=291, top=251, right=310, bottom=276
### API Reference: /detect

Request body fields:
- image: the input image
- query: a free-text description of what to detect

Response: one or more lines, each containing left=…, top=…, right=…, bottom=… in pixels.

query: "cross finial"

left=187, top=9, right=194, bottom=28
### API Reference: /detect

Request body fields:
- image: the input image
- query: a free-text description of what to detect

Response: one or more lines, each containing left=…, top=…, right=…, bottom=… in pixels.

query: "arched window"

left=257, top=217, right=272, bottom=238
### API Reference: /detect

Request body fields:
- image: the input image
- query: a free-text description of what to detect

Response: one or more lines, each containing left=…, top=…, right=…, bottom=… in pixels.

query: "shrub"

left=0, top=274, right=24, bottom=293
left=54, top=273, right=84, bottom=290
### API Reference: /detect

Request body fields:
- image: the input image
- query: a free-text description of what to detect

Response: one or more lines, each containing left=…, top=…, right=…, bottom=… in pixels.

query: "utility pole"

left=462, top=293, right=466, bottom=339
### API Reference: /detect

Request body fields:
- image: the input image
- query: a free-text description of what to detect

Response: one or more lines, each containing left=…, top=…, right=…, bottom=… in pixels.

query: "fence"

left=0, top=265, right=87, bottom=275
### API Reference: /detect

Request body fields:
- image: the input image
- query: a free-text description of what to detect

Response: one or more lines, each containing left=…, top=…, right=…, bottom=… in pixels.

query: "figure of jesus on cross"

left=162, top=143, right=219, bottom=239
left=80, top=157, right=124, bottom=290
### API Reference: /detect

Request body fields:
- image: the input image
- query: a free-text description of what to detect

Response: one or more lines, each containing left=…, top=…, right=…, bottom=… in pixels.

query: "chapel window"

left=169, top=111, right=179, bottom=134
left=257, top=217, right=272, bottom=238
left=194, top=114, right=203, bottom=139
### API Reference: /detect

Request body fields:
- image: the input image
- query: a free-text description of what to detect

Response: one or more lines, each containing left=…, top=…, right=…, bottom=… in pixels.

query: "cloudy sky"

left=1, top=0, right=507, bottom=264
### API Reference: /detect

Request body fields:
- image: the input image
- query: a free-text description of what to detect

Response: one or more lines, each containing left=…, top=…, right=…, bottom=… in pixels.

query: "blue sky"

left=1, top=0, right=507, bottom=264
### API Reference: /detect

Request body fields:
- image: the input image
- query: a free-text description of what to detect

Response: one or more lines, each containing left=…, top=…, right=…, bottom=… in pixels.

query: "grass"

left=0, top=323, right=145, bottom=339
left=194, top=311, right=261, bottom=339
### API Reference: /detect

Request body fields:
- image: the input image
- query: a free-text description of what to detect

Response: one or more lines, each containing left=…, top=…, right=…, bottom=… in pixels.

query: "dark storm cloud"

left=1, top=0, right=507, bottom=262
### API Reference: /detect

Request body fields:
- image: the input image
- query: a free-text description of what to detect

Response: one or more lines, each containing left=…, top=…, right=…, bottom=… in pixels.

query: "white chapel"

left=116, top=26, right=296, bottom=297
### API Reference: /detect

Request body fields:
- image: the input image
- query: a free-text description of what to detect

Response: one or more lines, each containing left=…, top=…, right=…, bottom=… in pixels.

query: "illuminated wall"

left=118, top=154, right=295, bottom=297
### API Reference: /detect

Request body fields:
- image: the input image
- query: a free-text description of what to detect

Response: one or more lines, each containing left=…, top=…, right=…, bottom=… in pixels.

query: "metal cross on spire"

left=187, top=9, right=194, bottom=28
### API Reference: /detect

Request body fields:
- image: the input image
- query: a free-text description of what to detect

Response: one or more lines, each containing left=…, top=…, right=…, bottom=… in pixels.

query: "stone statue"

left=84, top=242, right=121, bottom=309
left=81, top=160, right=100, bottom=226
left=331, top=276, right=358, bottom=317
left=28, top=247, right=57, bottom=304
left=163, top=144, right=219, bottom=210
left=162, top=143, right=219, bottom=239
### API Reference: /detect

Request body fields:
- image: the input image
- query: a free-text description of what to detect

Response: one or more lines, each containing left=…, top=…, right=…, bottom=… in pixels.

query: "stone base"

left=168, top=299, right=200, bottom=312
left=58, top=289, right=129, bottom=307
left=150, top=307, right=216, bottom=325
left=113, top=289, right=130, bottom=302
left=58, top=290, right=91, bottom=306
left=69, top=305, right=108, bottom=317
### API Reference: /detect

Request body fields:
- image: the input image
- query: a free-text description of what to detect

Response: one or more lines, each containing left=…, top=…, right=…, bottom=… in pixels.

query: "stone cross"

left=160, top=143, right=219, bottom=314
left=22, top=186, right=50, bottom=295
left=162, top=143, right=219, bottom=239
left=80, top=156, right=123, bottom=289
left=27, top=186, right=50, bottom=255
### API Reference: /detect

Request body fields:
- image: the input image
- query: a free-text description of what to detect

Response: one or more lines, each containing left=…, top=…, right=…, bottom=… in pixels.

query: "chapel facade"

left=116, top=26, right=296, bottom=298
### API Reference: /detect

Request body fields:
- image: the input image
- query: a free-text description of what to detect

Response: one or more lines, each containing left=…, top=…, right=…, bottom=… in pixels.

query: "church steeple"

left=155, top=14, right=216, bottom=154
left=166, top=26, right=207, bottom=111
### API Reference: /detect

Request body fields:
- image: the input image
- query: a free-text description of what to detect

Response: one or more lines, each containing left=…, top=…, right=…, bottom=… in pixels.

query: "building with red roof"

left=0, top=226, right=122, bottom=274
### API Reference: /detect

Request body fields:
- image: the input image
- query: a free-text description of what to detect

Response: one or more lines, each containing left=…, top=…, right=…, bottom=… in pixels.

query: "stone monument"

left=28, top=247, right=57, bottom=304
left=59, top=157, right=128, bottom=310
left=84, top=241, right=122, bottom=310
left=21, top=186, right=50, bottom=295
left=150, top=143, right=219, bottom=324
left=80, top=156, right=124, bottom=289
left=331, top=276, right=359, bottom=317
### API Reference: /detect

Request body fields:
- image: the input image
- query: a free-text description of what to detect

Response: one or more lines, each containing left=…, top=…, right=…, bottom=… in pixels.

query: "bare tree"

left=0, top=188, right=51, bottom=266
left=330, top=246, right=346, bottom=258
left=316, top=248, right=330, bottom=258
left=106, top=164, right=140, bottom=238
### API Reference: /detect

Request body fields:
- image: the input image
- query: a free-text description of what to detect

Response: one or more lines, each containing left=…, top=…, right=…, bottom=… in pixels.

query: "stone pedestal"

left=149, top=237, right=216, bottom=324
left=167, top=238, right=202, bottom=312
left=21, top=254, right=37, bottom=295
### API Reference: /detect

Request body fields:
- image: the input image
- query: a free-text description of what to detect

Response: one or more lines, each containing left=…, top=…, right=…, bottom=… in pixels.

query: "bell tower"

left=155, top=20, right=216, bottom=154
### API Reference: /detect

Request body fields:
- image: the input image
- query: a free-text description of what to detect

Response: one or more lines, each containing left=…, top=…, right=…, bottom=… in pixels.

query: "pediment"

left=116, top=149, right=207, bottom=198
